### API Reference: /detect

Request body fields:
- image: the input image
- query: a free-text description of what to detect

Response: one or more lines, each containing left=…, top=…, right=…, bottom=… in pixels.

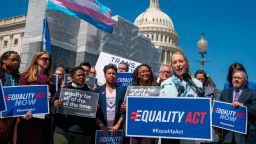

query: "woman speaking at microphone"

left=160, top=51, right=203, bottom=144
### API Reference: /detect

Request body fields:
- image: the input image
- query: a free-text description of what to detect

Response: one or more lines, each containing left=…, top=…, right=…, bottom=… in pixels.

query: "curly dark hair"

left=103, top=64, right=117, bottom=74
left=132, top=64, right=155, bottom=86
left=0, top=51, right=20, bottom=81
left=70, top=66, right=85, bottom=77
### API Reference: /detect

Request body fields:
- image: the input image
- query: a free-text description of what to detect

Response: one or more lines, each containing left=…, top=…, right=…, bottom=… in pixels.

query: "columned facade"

left=134, top=0, right=179, bottom=64
left=0, top=15, right=26, bottom=55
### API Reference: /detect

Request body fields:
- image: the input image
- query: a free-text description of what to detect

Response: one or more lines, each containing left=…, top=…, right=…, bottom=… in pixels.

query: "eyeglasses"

left=56, top=73, right=64, bottom=76
left=7, top=58, right=21, bottom=63
left=39, top=57, right=50, bottom=62
left=232, top=76, right=244, bottom=80
left=139, top=71, right=150, bottom=75
left=160, top=71, right=170, bottom=74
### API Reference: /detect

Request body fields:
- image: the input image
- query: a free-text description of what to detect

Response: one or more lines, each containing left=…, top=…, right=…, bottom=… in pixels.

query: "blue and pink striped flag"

left=47, top=0, right=114, bottom=33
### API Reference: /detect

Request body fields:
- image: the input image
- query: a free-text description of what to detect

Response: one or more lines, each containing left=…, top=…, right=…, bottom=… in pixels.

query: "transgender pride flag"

left=47, top=0, right=114, bottom=33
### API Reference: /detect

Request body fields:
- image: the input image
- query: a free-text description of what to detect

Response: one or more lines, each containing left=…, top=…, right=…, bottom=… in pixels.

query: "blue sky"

left=1, top=0, right=256, bottom=89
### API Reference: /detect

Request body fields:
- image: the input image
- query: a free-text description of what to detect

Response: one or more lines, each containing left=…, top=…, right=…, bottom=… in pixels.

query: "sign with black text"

left=125, top=86, right=160, bottom=97
left=57, top=88, right=99, bottom=118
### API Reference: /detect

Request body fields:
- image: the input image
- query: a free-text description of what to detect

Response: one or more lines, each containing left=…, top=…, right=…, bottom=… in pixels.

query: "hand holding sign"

left=23, top=111, right=32, bottom=120
left=54, top=99, right=63, bottom=108
left=232, top=101, right=242, bottom=108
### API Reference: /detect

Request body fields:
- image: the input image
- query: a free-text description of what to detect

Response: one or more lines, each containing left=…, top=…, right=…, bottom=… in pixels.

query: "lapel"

left=101, top=84, right=107, bottom=120
left=227, top=89, right=233, bottom=103
left=238, top=87, right=249, bottom=103
left=115, top=86, right=120, bottom=114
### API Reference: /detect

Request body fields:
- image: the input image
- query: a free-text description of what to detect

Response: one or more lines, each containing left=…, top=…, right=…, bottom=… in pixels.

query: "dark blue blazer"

left=95, top=84, right=126, bottom=128
left=220, top=87, right=256, bottom=144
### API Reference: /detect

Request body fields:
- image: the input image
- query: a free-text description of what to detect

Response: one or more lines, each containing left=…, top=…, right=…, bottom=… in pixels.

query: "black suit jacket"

left=220, top=87, right=256, bottom=144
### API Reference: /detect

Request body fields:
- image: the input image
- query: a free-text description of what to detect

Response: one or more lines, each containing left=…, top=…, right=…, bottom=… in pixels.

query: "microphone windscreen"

left=177, top=85, right=185, bottom=93
left=182, top=72, right=191, bottom=82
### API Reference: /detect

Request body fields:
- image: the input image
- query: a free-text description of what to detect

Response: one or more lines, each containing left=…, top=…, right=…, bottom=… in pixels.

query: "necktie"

left=234, top=89, right=240, bottom=102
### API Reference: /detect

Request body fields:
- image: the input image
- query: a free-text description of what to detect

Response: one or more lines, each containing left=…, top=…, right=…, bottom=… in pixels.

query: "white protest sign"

left=95, top=52, right=141, bottom=85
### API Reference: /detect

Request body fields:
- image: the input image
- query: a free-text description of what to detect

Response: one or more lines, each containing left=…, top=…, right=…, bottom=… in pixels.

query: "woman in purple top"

left=13, top=51, right=55, bottom=144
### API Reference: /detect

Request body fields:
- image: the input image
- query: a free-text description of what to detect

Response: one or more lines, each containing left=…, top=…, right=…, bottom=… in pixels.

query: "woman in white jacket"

left=160, top=51, right=202, bottom=144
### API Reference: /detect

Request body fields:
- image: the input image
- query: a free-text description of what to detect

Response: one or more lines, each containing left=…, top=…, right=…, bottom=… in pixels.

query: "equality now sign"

left=126, top=97, right=212, bottom=141
left=0, top=80, right=6, bottom=112
left=1, top=85, right=49, bottom=118
left=212, top=101, right=247, bottom=134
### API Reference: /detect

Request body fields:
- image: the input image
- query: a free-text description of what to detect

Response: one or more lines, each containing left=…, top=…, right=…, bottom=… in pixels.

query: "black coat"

left=51, top=83, right=96, bottom=136
left=220, top=87, right=256, bottom=144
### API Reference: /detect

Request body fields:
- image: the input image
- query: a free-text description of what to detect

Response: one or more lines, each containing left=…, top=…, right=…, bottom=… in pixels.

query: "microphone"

left=177, top=85, right=185, bottom=97
left=182, top=73, right=204, bottom=97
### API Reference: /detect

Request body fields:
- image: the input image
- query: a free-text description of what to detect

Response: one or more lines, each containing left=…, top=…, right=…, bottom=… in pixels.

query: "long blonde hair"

left=25, top=51, right=53, bottom=84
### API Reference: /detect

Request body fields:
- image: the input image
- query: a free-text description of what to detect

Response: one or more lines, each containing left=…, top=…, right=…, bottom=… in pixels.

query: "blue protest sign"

left=95, top=130, right=122, bottom=144
left=0, top=80, right=6, bottom=112
left=126, top=97, right=212, bottom=140
left=116, top=72, right=133, bottom=87
left=1, top=85, right=49, bottom=118
left=212, top=101, right=247, bottom=134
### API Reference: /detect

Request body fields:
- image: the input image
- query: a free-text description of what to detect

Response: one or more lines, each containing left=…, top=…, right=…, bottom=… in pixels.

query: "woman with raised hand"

left=0, top=51, right=20, bottom=144
left=13, top=51, right=55, bottom=144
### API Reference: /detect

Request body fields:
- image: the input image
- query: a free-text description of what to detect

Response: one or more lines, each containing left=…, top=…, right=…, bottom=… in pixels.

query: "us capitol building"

left=134, top=0, right=180, bottom=64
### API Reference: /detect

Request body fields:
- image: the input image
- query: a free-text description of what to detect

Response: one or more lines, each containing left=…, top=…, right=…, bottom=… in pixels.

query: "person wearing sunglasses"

left=14, top=51, right=55, bottom=144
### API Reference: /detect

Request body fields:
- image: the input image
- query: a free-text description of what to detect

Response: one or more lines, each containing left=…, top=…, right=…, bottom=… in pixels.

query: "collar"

left=71, top=82, right=84, bottom=88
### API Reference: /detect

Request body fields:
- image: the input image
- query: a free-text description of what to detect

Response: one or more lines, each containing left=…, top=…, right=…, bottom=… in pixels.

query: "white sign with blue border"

left=212, top=101, right=247, bottom=134
left=126, top=97, right=212, bottom=140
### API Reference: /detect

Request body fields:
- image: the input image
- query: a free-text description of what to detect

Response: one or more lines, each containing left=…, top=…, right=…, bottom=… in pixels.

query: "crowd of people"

left=0, top=50, right=256, bottom=144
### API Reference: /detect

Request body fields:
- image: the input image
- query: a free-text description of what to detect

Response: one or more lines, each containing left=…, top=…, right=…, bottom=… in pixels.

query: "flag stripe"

left=47, top=0, right=113, bottom=33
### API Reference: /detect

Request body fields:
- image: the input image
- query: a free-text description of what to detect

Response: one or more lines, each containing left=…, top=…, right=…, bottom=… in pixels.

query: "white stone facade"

left=134, top=0, right=180, bottom=64
left=0, top=15, right=26, bottom=55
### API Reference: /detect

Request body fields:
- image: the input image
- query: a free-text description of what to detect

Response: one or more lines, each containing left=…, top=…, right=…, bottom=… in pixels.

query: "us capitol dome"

left=134, top=0, right=180, bottom=64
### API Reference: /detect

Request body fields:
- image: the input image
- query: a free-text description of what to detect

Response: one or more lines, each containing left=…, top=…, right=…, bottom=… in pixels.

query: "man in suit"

left=220, top=70, right=256, bottom=144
